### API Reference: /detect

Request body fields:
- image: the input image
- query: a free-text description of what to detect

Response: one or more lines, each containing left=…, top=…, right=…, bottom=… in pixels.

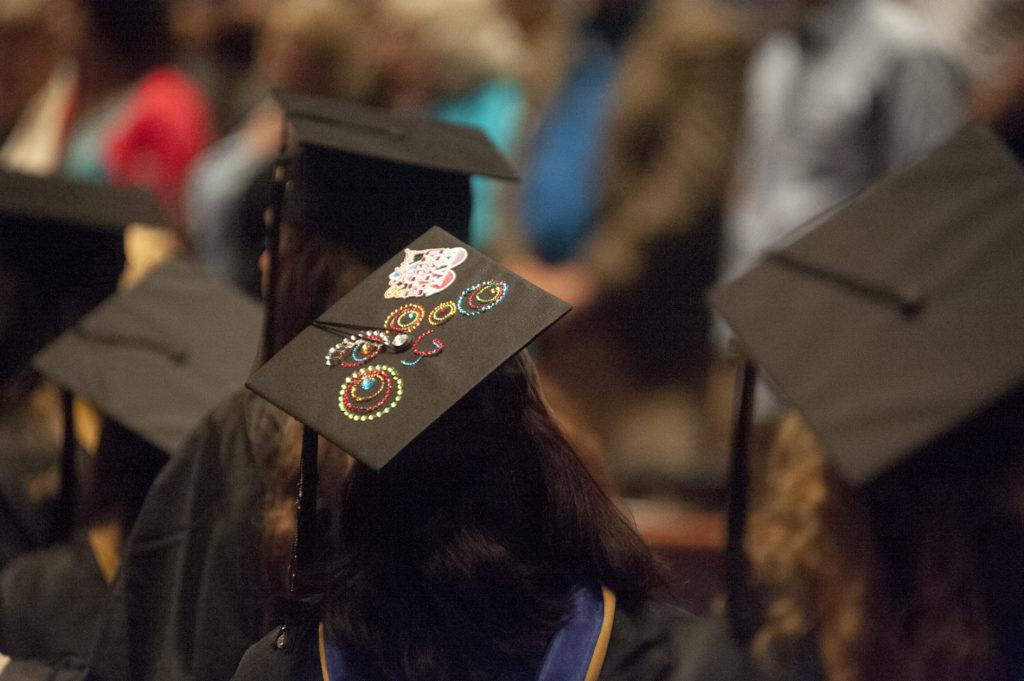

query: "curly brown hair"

left=747, top=412, right=1022, bottom=681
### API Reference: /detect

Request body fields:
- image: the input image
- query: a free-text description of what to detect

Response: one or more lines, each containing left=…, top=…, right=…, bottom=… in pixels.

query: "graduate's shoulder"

left=601, top=599, right=760, bottom=681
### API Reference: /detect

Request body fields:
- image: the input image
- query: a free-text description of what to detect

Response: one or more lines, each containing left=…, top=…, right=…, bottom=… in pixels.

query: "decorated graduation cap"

left=248, top=227, right=569, bottom=570
left=710, top=125, right=1024, bottom=641
left=0, top=171, right=162, bottom=391
left=261, top=92, right=517, bottom=356
left=33, top=257, right=262, bottom=538
left=250, top=226, right=569, bottom=468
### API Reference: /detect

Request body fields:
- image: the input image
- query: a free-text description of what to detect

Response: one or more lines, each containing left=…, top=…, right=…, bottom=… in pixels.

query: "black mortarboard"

left=712, top=125, right=1024, bottom=487
left=248, top=226, right=570, bottom=471
left=277, top=92, right=517, bottom=259
left=260, top=93, right=518, bottom=360
left=0, top=169, right=161, bottom=235
left=0, top=171, right=163, bottom=390
left=34, top=257, right=263, bottom=455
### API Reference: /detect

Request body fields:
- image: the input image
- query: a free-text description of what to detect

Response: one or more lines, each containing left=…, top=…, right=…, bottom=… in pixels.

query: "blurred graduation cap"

left=278, top=91, right=517, bottom=251
left=33, top=257, right=263, bottom=539
left=0, top=169, right=161, bottom=235
left=710, top=125, right=1024, bottom=641
left=260, top=92, right=518, bottom=355
left=248, top=226, right=569, bottom=570
left=0, top=171, right=163, bottom=389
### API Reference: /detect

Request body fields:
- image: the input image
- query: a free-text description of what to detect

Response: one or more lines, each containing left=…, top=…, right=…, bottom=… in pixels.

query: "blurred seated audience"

left=968, top=13, right=1024, bottom=160
left=0, top=0, right=74, bottom=174
left=168, top=0, right=269, bottom=136
left=59, top=0, right=213, bottom=223
left=370, top=0, right=526, bottom=250
left=185, top=0, right=378, bottom=296
left=509, top=0, right=641, bottom=264
left=504, top=0, right=752, bottom=499
left=719, top=0, right=967, bottom=287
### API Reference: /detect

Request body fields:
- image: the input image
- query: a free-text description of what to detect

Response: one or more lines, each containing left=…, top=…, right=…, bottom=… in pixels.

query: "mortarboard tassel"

left=725, top=360, right=762, bottom=645
left=260, top=159, right=288, bottom=364
left=53, top=390, right=77, bottom=542
left=295, top=425, right=320, bottom=578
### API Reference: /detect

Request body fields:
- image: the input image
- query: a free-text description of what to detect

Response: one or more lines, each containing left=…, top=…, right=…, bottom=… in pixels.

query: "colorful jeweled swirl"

left=338, top=365, right=403, bottom=421
left=385, top=303, right=425, bottom=332
left=427, top=300, right=457, bottom=326
left=457, top=280, right=508, bottom=316
left=325, top=334, right=385, bottom=368
left=401, top=330, right=445, bottom=366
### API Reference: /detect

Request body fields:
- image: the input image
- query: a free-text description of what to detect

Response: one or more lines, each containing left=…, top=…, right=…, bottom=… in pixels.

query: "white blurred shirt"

left=721, top=0, right=967, bottom=285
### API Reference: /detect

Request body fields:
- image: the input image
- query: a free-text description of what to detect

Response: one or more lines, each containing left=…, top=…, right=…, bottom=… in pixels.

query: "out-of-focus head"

left=371, top=0, right=524, bottom=105
left=501, top=0, right=554, bottom=34
left=33, top=257, right=263, bottom=455
left=257, top=0, right=378, bottom=101
left=76, top=0, right=172, bottom=77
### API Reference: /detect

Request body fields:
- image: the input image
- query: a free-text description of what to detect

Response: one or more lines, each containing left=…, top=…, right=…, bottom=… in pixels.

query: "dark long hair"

left=320, top=353, right=656, bottom=681
left=260, top=224, right=371, bottom=599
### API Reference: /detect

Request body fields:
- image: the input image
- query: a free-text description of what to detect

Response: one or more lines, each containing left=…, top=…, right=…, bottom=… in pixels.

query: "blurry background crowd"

left=3, top=0, right=1024, bottom=613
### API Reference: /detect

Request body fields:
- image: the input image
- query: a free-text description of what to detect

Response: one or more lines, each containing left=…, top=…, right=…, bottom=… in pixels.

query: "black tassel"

left=289, top=426, right=320, bottom=595
left=53, top=390, right=77, bottom=542
left=726, top=360, right=761, bottom=644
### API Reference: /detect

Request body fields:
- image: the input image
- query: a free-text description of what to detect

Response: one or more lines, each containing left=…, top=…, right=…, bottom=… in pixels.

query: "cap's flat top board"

left=278, top=91, right=518, bottom=180
left=0, top=170, right=162, bottom=233
left=712, top=125, right=1024, bottom=484
left=247, top=227, right=570, bottom=470
left=34, top=258, right=263, bottom=454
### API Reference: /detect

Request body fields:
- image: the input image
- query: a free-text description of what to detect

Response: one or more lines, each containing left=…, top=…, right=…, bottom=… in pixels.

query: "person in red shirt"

left=59, top=0, right=213, bottom=226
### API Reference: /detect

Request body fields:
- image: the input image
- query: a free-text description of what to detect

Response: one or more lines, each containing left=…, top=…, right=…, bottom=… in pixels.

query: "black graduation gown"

left=0, top=536, right=108, bottom=677
left=89, top=390, right=285, bottom=681
left=230, top=602, right=762, bottom=681
left=0, top=398, right=62, bottom=567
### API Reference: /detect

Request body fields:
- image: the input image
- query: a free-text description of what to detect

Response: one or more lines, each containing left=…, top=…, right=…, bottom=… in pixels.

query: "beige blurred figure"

left=185, top=0, right=381, bottom=294
left=360, top=0, right=526, bottom=250
left=367, top=0, right=524, bottom=109
left=0, top=0, right=75, bottom=174
left=237, top=0, right=381, bottom=157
